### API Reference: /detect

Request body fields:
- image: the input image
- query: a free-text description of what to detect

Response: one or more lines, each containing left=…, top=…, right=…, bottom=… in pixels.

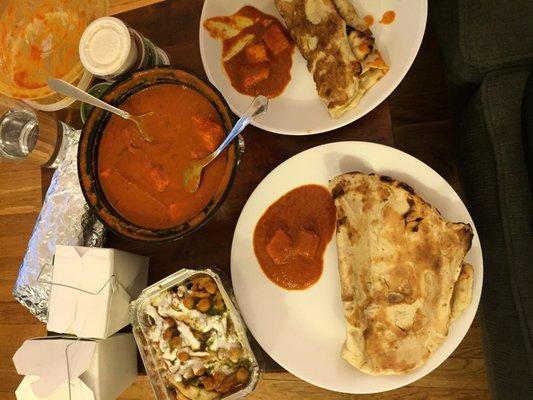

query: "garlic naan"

left=275, top=0, right=388, bottom=118
left=329, top=172, right=473, bottom=375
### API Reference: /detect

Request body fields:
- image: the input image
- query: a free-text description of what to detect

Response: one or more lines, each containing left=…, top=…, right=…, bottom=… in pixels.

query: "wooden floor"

left=0, top=1, right=489, bottom=399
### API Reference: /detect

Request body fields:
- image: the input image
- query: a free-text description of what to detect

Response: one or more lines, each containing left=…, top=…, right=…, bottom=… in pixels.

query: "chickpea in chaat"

left=144, top=275, right=254, bottom=400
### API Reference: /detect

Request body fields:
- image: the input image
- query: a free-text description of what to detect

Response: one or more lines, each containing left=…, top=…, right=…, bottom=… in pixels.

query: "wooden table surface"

left=0, top=0, right=489, bottom=399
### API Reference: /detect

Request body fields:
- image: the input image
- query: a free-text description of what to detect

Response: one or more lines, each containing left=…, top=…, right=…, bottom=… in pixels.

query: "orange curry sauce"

left=98, top=84, right=228, bottom=230
left=363, top=15, right=374, bottom=27
left=204, top=6, right=295, bottom=98
left=379, top=10, right=396, bottom=25
left=253, top=185, right=336, bottom=290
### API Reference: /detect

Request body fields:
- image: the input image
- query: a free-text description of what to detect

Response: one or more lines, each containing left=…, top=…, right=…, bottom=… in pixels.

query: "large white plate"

left=231, top=142, right=483, bottom=393
left=200, top=0, right=427, bottom=135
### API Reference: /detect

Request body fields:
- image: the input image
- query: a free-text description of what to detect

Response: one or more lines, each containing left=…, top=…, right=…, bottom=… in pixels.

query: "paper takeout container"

left=13, top=333, right=137, bottom=400
left=129, top=268, right=262, bottom=400
left=47, top=245, right=149, bottom=339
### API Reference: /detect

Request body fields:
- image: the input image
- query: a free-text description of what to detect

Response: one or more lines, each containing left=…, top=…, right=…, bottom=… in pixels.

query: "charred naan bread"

left=329, top=172, right=474, bottom=375
left=332, top=0, right=388, bottom=103
left=275, top=0, right=360, bottom=117
left=275, top=0, right=388, bottom=118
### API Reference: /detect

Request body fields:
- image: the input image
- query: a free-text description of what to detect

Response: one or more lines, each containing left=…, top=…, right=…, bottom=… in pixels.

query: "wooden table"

left=1, top=0, right=489, bottom=399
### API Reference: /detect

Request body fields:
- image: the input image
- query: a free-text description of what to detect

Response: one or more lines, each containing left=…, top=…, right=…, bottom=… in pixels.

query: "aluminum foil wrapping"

left=12, top=128, right=107, bottom=322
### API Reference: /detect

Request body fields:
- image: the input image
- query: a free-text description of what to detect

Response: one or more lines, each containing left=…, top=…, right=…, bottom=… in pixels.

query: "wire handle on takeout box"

left=37, top=263, right=116, bottom=295
left=65, top=339, right=79, bottom=400
left=36, top=261, right=101, bottom=400
left=38, top=262, right=120, bottom=339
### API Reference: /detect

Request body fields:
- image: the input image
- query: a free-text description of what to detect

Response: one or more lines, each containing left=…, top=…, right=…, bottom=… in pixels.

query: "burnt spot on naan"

left=362, top=193, right=375, bottom=212
left=378, top=185, right=390, bottom=202
left=347, top=305, right=366, bottom=328
left=342, top=292, right=354, bottom=302
left=402, top=197, right=416, bottom=223
left=337, top=203, right=361, bottom=242
left=337, top=215, right=347, bottom=228
left=329, top=172, right=474, bottom=375
left=454, top=223, right=474, bottom=251
left=387, top=292, right=405, bottom=304
left=414, top=238, right=442, bottom=271
left=348, top=229, right=360, bottom=242
left=397, top=181, right=415, bottom=194
left=331, top=182, right=345, bottom=199
left=405, top=217, right=423, bottom=232
left=362, top=323, right=374, bottom=340
left=353, top=180, right=370, bottom=195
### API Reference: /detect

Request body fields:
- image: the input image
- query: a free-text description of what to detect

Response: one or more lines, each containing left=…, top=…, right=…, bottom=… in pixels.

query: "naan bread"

left=329, top=172, right=474, bottom=375
left=332, top=0, right=388, bottom=106
left=275, top=0, right=388, bottom=118
left=275, top=0, right=361, bottom=118
left=450, top=262, right=474, bottom=322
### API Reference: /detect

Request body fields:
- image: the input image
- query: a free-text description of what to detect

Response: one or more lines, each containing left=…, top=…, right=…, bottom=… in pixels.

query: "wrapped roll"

left=275, top=0, right=388, bottom=118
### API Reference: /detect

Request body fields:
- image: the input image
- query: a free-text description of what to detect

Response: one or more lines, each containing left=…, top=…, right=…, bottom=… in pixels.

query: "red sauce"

left=253, top=185, right=336, bottom=290
left=97, top=84, right=228, bottom=230
left=13, top=71, right=42, bottom=89
left=363, top=15, right=374, bottom=27
left=29, top=45, right=41, bottom=61
left=204, top=6, right=295, bottom=98
left=379, top=10, right=396, bottom=25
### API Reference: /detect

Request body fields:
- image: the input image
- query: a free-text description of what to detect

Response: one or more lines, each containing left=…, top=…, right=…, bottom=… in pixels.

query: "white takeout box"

left=13, top=333, right=137, bottom=400
left=47, top=245, right=149, bottom=339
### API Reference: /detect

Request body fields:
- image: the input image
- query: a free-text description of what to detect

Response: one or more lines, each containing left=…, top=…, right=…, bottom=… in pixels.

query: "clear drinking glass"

left=0, top=95, right=70, bottom=167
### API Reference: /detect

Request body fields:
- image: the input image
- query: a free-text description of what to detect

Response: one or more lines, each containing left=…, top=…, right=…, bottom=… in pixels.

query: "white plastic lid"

left=79, top=16, right=136, bottom=77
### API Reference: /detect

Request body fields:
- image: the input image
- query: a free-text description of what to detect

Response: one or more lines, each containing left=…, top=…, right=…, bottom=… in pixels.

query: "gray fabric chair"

left=430, top=1, right=533, bottom=398
left=431, top=0, right=533, bottom=85
left=459, top=67, right=532, bottom=399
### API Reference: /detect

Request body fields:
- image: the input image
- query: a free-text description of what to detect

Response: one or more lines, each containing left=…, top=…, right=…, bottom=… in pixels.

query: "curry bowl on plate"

left=79, top=67, right=241, bottom=242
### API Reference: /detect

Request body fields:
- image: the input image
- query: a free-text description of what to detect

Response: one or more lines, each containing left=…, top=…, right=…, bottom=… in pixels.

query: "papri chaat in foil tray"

left=137, top=272, right=259, bottom=400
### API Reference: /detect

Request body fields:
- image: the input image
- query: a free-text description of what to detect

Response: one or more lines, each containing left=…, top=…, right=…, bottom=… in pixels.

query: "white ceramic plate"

left=200, top=0, right=427, bottom=135
left=231, top=142, right=483, bottom=393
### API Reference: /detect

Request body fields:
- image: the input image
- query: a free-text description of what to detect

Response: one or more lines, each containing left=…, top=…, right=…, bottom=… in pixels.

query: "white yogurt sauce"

left=144, top=281, right=248, bottom=384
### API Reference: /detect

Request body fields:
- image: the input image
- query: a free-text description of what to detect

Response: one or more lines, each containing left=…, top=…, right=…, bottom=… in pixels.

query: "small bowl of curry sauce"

left=78, top=67, right=241, bottom=241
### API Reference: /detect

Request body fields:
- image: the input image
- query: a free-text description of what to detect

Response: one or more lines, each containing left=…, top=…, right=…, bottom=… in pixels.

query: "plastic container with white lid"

left=79, top=16, right=171, bottom=81
left=79, top=17, right=138, bottom=79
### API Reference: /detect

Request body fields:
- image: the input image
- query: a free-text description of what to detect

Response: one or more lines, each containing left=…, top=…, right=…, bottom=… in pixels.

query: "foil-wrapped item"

left=13, top=128, right=107, bottom=322
left=81, top=204, right=107, bottom=248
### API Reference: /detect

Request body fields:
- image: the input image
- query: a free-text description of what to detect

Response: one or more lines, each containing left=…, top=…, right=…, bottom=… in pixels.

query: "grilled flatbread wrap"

left=275, top=0, right=388, bottom=118
left=332, top=0, right=388, bottom=105
left=329, top=172, right=473, bottom=375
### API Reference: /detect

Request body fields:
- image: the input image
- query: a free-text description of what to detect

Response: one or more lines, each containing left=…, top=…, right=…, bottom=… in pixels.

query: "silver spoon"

left=47, top=78, right=154, bottom=142
left=183, top=95, right=268, bottom=193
